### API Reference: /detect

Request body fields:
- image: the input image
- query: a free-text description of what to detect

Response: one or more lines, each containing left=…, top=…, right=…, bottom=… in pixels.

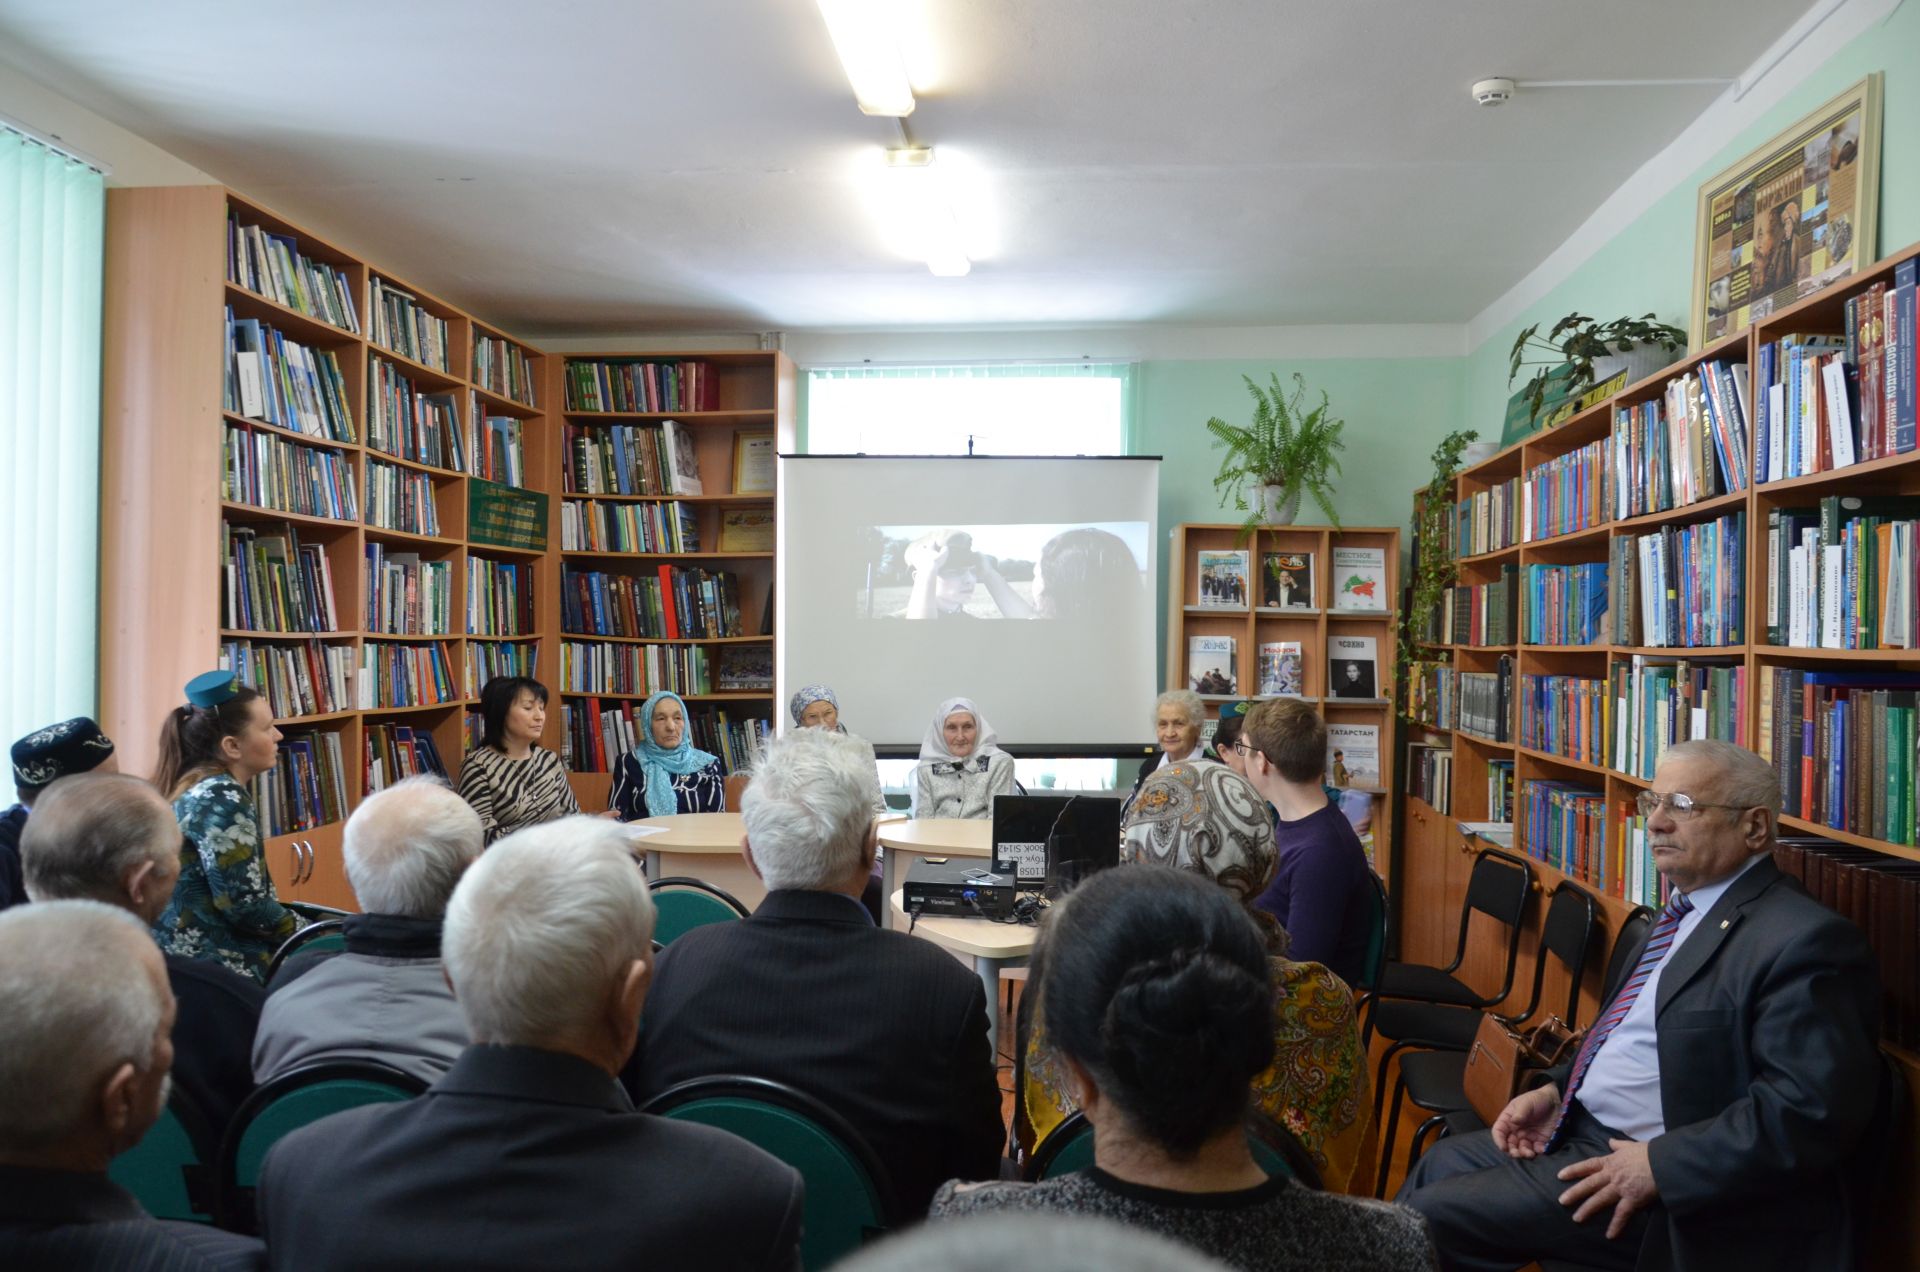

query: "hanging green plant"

left=1394, top=429, right=1477, bottom=723
left=1205, top=371, right=1346, bottom=536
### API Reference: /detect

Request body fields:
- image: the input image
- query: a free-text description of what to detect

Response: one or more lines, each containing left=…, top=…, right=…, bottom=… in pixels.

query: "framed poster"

left=1691, top=75, right=1881, bottom=350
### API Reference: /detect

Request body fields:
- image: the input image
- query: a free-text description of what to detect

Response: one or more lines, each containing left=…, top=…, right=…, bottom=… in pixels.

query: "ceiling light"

left=882, top=147, right=970, bottom=276
left=817, top=0, right=916, bottom=116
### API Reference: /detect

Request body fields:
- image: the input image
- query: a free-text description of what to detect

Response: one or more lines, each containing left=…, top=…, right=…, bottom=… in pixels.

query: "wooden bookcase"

left=1165, top=523, right=1401, bottom=881
left=100, top=186, right=559, bottom=911
left=554, top=350, right=795, bottom=812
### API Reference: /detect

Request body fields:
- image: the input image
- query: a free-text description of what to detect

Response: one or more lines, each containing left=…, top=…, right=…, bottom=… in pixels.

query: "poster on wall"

left=1691, top=75, right=1882, bottom=350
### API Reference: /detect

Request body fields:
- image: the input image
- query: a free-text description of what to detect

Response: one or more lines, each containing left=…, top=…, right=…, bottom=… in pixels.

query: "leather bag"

left=1461, top=1013, right=1582, bottom=1125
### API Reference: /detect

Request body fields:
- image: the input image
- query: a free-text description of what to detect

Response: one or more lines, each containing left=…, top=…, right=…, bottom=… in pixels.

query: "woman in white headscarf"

left=911, top=697, right=1017, bottom=819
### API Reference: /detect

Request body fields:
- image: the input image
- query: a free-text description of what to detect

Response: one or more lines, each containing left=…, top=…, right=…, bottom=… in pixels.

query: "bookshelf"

left=555, top=350, right=793, bottom=812
left=1166, top=523, right=1401, bottom=881
left=101, top=186, right=559, bottom=911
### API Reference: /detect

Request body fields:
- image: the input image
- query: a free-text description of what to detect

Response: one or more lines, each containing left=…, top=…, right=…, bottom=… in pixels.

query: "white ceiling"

left=0, top=0, right=1815, bottom=337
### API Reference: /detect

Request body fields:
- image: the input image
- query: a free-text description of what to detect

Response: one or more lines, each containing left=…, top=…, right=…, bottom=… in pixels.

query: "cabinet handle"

left=298, top=841, right=314, bottom=885
left=289, top=842, right=301, bottom=882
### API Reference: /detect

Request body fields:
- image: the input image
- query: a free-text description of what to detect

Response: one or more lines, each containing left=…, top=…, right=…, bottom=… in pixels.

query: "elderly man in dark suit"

left=0, top=900, right=263, bottom=1271
left=256, top=816, right=804, bottom=1271
left=1398, top=739, right=1883, bottom=1271
left=629, top=726, right=1004, bottom=1216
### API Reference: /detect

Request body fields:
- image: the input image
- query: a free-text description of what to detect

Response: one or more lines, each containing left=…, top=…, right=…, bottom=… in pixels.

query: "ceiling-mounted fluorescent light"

left=884, top=146, right=970, bottom=276
left=817, top=0, right=915, bottom=116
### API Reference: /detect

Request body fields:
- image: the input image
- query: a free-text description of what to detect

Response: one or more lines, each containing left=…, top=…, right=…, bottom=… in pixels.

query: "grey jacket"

left=911, top=751, right=1017, bottom=819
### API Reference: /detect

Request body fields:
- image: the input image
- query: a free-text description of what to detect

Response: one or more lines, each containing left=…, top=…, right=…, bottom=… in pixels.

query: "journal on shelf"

left=1186, top=634, right=1238, bottom=695
left=1257, top=641, right=1303, bottom=696
left=1195, top=550, right=1250, bottom=608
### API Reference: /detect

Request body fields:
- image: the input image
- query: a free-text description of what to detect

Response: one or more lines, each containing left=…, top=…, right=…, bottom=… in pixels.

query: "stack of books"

left=365, top=460, right=441, bottom=537
left=1447, top=565, right=1519, bottom=645
left=1456, top=476, right=1521, bottom=556
left=564, top=421, right=702, bottom=495
left=1610, top=656, right=1747, bottom=780
left=1457, top=655, right=1514, bottom=742
left=363, top=723, right=448, bottom=793
left=1407, top=743, right=1453, bottom=813
left=1611, top=509, right=1745, bottom=647
left=1520, top=673, right=1609, bottom=765
left=563, top=698, right=768, bottom=774
left=1521, top=780, right=1609, bottom=888
left=369, top=357, right=462, bottom=469
left=252, top=729, right=347, bottom=837
left=1772, top=837, right=1920, bottom=1047
left=1759, top=668, right=1920, bottom=841
left=1523, top=439, right=1606, bottom=542
left=466, top=641, right=540, bottom=698
left=467, top=415, right=526, bottom=486
left=1766, top=497, right=1920, bottom=649
left=1523, top=562, right=1608, bottom=646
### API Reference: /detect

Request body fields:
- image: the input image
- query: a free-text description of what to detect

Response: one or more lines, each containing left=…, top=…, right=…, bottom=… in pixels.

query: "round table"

left=626, top=812, right=763, bottom=910
left=888, top=889, right=1035, bottom=1055
left=876, top=818, right=994, bottom=930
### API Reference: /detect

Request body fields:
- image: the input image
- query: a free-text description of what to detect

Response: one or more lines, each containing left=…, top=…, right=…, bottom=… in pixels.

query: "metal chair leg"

left=1406, top=1112, right=1448, bottom=1178
left=1373, top=1071, right=1408, bottom=1198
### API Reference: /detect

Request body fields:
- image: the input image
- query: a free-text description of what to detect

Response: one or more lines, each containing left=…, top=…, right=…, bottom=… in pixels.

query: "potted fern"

left=1206, top=371, right=1346, bottom=534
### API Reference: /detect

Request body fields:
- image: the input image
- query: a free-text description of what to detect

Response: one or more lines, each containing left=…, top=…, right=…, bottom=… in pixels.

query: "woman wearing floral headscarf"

left=1021, top=762, right=1372, bottom=1191
left=911, top=697, right=1017, bottom=819
left=788, top=683, right=848, bottom=733
left=610, top=690, right=726, bottom=820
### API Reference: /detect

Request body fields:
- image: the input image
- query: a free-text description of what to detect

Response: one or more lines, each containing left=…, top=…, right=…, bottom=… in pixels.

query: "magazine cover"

left=1331, top=545, right=1387, bottom=611
left=1326, top=723, right=1381, bottom=788
left=1261, top=551, right=1314, bottom=610
left=1196, top=549, right=1250, bottom=608
left=1187, top=634, right=1238, bottom=694
left=1257, top=641, right=1303, bottom=696
left=1327, top=634, right=1379, bottom=698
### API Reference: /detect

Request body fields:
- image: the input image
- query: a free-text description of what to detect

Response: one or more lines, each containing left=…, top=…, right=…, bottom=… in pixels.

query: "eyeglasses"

left=1634, top=790, right=1748, bottom=820
left=1230, top=740, right=1255, bottom=757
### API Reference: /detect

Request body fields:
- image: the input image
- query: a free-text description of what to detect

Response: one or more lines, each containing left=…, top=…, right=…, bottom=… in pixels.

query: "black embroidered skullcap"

left=11, top=717, right=115, bottom=792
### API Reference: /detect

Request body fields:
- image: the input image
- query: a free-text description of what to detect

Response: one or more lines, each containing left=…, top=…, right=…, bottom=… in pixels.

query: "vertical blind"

left=803, top=362, right=1136, bottom=456
left=0, top=129, right=105, bottom=762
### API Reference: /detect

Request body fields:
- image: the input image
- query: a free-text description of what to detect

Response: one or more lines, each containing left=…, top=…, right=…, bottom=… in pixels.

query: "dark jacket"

left=257, top=1044, right=803, bottom=1271
left=628, top=888, right=1004, bottom=1215
left=0, top=1165, right=263, bottom=1271
left=165, top=953, right=265, bottom=1138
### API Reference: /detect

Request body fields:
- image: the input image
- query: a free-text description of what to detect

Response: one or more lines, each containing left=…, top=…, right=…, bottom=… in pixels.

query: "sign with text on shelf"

left=468, top=479, right=548, bottom=551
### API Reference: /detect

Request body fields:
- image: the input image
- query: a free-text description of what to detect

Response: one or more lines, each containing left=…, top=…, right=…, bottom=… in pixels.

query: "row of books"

left=225, top=215, right=359, bottom=333
left=1487, top=759, right=1515, bottom=822
left=1522, top=439, right=1605, bottom=542
left=1765, top=497, right=1920, bottom=649
left=1457, top=656, right=1514, bottom=742
left=223, top=423, right=358, bottom=522
left=360, top=641, right=458, bottom=709
left=468, top=416, right=527, bottom=487
left=1406, top=661, right=1455, bottom=730
left=220, top=639, right=352, bottom=720
left=1519, top=674, right=1608, bottom=767
left=366, top=724, right=449, bottom=794
left=1759, top=666, right=1920, bottom=844
left=224, top=309, right=356, bottom=444
left=561, top=698, right=768, bottom=774
left=466, top=640, right=539, bottom=699
left=1184, top=634, right=1381, bottom=699
left=561, top=566, right=746, bottom=640
left=560, top=639, right=716, bottom=698
left=1608, top=362, right=1749, bottom=520
left=369, top=277, right=450, bottom=374
left=1523, top=562, right=1607, bottom=646
left=1610, top=657, right=1747, bottom=780
left=1612, top=810, right=1680, bottom=908
left=473, top=334, right=537, bottom=408
left=468, top=558, right=536, bottom=637
left=252, top=730, right=347, bottom=838
left=564, top=359, right=723, bottom=414
left=365, top=544, right=453, bottom=636
left=369, top=357, right=462, bottom=470
left=1443, top=565, right=1519, bottom=646
left=224, top=522, right=341, bottom=633
left=561, top=498, right=701, bottom=554
left=1456, top=477, right=1521, bottom=557
left=1406, top=742, right=1452, bottom=813
left=1609, top=510, right=1745, bottom=648
left=564, top=421, right=704, bottom=496
left=366, top=460, right=441, bottom=537
left=1520, top=780, right=1611, bottom=893
left=1772, top=837, right=1920, bottom=1049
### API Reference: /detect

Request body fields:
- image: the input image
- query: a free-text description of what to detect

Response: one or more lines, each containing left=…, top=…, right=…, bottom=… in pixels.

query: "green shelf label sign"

left=468, top=479, right=548, bottom=551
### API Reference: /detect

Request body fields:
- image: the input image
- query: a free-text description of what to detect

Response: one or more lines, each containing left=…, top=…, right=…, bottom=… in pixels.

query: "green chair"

left=266, top=919, right=348, bottom=983
left=1358, top=869, right=1389, bottom=993
left=218, top=1059, right=427, bottom=1230
left=648, top=877, right=749, bottom=945
left=643, top=1075, right=894, bottom=1270
left=108, top=1087, right=221, bottom=1223
left=1027, top=1110, right=1322, bottom=1189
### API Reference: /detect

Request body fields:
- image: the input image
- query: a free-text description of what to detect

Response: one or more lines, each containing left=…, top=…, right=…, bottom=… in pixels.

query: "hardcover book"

left=1331, top=546, right=1388, bottom=611
left=1188, top=634, right=1238, bottom=695
left=1261, top=551, right=1314, bottom=610
left=1328, top=634, right=1379, bottom=699
left=1195, top=549, right=1250, bottom=608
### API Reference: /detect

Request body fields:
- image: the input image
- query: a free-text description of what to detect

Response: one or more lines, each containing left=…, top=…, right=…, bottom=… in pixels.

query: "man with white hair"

left=252, top=777, right=479, bottom=1083
left=0, top=900, right=263, bottom=1269
left=254, top=816, right=803, bottom=1270
left=630, top=727, right=1003, bottom=1216
left=20, top=773, right=266, bottom=1137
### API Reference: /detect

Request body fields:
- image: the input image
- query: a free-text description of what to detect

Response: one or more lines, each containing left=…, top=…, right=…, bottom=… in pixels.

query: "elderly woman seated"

left=938, top=865, right=1429, bottom=1269
left=911, top=697, right=1016, bottom=819
left=1123, top=690, right=1216, bottom=815
left=1021, top=762, right=1373, bottom=1193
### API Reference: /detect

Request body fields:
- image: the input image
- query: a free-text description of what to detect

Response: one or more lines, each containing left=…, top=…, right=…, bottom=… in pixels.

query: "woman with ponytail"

left=151, top=670, right=300, bottom=983
left=934, top=867, right=1432, bottom=1269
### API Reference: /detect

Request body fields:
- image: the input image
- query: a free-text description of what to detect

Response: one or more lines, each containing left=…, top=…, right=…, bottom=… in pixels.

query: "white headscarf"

left=918, top=696, right=1006, bottom=763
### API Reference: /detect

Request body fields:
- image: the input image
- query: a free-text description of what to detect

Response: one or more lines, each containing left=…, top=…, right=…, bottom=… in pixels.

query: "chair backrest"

left=1446, top=848, right=1534, bottom=1001
left=648, top=876, right=750, bottom=944
left=724, top=772, right=750, bottom=811
left=1504, top=882, right=1598, bottom=1025
left=643, top=1075, right=893, bottom=1271
left=1355, top=870, right=1389, bottom=992
left=266, top=919, right=346, bottom=982
left=1600, top=906, right=1658, bottom=1005
left=1027, top=1110, right=1322, bottom=1190
left=218, top=1060, right=427, bottom=1231
left=107, top=1087, right=221, bottom=1224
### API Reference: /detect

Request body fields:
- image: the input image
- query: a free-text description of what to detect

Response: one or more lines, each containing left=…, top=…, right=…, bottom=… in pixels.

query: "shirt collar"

left=1676, top=850, right=1769, bottom=917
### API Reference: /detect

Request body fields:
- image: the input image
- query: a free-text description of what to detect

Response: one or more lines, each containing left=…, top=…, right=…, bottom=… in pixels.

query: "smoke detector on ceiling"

left=1472, top=78, right=1516, bottom=107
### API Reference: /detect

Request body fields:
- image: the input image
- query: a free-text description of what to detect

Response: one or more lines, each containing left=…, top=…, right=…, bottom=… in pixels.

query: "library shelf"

left=1753, top=446, right=1920, bottom=495
left=368, top=451, right=467, bottom=482
left=1515, top=745, right=1610, bottom=778
left=473, top=384, right=542, bottom=417
left=562, top=634, right=769, bottom=646
left=222, top=412, right=359, bottom=452
left=1604, top=766, right=1652, bottom=788
left=558, top=690, right=773, bottom=703
left=1750, top=645, right=1920, bottom=662
left=219, top=500, right=359, bottom=532
left=1184, top=605, right=1250, bottom=615
left=560, top=550, right=774, bottom=561
left=369, top=344, right=465, bottom=391
left=1610, top=645, right=1745, bottom=657
left=469, top=542, right=545, bottom=561
left=220, top=629, right=358, bottom=641
left=363, top=525, right=463, bottom=549
left=1776, top=815, right=1920, bottom=865
left=361, top=701, right=465, bottom=717
left=561, top=409, right=777, bottom=424
left=1523, top=522, right=1610, bottom=551
left=1458, top=543, right=1520, bottom=565
left=222, top=284, right=359, bottom=347
left=560, top=491, right=773, bottom=505
left=1256, top=607, right=1326, bottom=617
left=1453, top=729, right=1510, bottom=748
left=1327, top=697, right=1392, bottom=707
left=1608, top=488, right=1748, bottom=533
left=1520, top=644, right=1608, bottom=654
left=277, top=709, right=359, bottom=727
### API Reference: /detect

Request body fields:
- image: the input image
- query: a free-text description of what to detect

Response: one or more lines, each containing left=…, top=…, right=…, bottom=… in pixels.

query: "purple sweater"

left=1253, top=798, right=1372, bottom=986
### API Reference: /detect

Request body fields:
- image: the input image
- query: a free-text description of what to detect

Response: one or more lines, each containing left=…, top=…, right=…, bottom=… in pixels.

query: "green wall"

left=1464, top=2, right=1920, bottom=427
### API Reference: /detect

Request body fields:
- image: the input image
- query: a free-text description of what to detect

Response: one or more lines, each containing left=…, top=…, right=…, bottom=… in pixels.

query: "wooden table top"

left=889, top=890, right=1039, bottom=957
left=876, top=817, right=994, bottom=856
left=626, top=811, right=744, bottom=852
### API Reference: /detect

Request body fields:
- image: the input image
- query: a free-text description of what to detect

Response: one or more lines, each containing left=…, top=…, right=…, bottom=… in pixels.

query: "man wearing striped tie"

left=1399, top=740, right=1883, bottom=1272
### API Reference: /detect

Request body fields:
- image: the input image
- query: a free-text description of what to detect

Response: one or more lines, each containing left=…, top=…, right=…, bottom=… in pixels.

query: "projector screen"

left=779, top=456, right=1161, bottom=750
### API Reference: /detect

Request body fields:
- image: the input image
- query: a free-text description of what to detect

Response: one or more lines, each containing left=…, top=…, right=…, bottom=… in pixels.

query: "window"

left=804, top=363, right=1134, bottom=456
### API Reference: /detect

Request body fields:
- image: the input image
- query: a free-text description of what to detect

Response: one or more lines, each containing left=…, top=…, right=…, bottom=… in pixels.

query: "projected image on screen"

left=856, top=522, right=1148, bottom=621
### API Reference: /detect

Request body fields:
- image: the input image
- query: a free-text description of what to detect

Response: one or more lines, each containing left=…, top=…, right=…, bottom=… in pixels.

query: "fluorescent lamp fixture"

left=883, top=147, right=971, bottom=277
left=817, top=0, right=916, bottom=116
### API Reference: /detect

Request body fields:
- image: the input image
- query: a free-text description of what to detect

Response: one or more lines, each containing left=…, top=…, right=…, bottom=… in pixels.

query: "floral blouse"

left=156, top=773, right=300, bottom=984
left=1023, top=957, right=1372, bottom=1192
left=610, top=753, right=726, bottom=821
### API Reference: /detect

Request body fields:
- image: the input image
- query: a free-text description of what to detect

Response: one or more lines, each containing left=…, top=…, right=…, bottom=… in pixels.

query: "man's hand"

left=1490, top=1083, right=1560, bottom=1159
left=1557, top=1138, right=1658, bottom=1239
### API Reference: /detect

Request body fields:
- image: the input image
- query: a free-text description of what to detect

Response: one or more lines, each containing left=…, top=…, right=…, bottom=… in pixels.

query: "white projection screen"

left=778, top=456, right=1162, bottom=750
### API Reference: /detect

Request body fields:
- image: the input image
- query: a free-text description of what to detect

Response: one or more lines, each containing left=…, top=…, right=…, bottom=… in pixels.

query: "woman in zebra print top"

left=458, top=677, right=580, bottom=844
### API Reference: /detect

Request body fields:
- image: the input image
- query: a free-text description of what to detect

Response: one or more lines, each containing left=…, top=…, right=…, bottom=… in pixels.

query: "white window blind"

left=804, top=362, right=1134, bottom=456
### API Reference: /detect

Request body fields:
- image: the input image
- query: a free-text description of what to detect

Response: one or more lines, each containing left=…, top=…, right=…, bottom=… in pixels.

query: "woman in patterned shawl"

left=151, top=670, right=301, bottom=984
left=1022, top=761, right=1371, bottom=1191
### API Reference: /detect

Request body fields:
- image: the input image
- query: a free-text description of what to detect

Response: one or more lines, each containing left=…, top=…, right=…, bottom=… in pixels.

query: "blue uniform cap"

left=185, top=670, right=243, bottom=708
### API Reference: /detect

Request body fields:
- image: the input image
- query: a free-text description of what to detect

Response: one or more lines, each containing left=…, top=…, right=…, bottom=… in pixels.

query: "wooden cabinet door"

left=263, top=829, right=308, bottom=902
left=1396, top=797, right=1449, bottom=966
left=297, top=822, right=357, bottom=912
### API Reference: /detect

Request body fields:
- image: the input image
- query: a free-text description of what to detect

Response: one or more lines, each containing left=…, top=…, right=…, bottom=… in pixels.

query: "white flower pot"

left=1258, top=485, right=1300, bottom=525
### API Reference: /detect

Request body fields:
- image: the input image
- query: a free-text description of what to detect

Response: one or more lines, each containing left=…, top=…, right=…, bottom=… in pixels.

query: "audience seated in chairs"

left=0, top=900, right=264, bottom=1270
left=253, top=777, right=479, bottom=1084
left=934, top=867, right=1434, bottom=1271
left=628, top=726, right=1003, bottom=1216
left=254, top=815, right=803, bottom=1271
left=20, top=772, right=264, bottom=1137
